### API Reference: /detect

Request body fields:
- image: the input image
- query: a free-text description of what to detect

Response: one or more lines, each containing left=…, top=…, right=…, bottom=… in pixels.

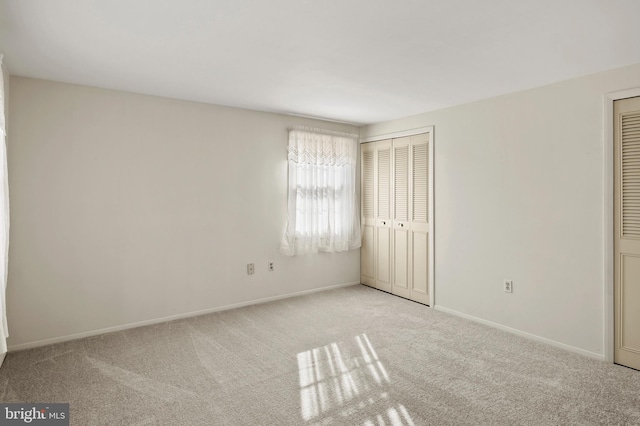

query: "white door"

left=409, top=133, right=430, bottom=304
left=614, top=96, right=640, bottom=370
left=375, top=140, right=392, bottom=292
left=391, top=137, right=411, bottom=299
left=360, top=143, right=375, bottom=287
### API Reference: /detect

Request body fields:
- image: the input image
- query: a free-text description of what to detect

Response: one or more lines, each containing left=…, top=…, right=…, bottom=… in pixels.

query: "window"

left=280, top=127, right=361, bottom=256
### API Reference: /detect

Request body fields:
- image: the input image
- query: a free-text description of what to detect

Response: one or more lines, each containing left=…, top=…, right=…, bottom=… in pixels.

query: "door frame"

left=361, top=126, right=435, bottom=307
left=604, top=88, right=640, bottom=363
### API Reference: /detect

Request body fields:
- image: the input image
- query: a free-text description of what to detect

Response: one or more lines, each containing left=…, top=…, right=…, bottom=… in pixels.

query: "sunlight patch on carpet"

left=297, top=333, right=414, bottom=425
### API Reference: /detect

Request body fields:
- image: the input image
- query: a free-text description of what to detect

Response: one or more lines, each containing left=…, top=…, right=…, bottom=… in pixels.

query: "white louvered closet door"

left=375, top=140, right=393, bottom=292
left=360, top=143, right=375, bottom=287
left=614, top=96, right=640, bottom=370
left=360, top=132, right=432, bottom=305
left=391, top=137, right=411, bottom=299
left=409, top=133, right=430, bottom=304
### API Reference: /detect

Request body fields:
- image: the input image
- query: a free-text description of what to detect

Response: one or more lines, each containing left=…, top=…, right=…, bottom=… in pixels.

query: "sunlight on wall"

left=297, top=333, right=415, bottom=425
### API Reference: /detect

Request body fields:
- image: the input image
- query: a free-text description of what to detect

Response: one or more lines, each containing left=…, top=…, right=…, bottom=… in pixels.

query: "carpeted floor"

left=0, top=285, right=638, bottom=425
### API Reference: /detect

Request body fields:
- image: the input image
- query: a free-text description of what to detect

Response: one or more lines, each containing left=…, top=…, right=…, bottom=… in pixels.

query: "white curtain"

left=0, top=55, right=9, bottom=354
left=280, top=127, right=361, bottom=256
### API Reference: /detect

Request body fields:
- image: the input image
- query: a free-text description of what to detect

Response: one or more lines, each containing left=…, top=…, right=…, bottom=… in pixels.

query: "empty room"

left=0, top=0, right=640, bottom=424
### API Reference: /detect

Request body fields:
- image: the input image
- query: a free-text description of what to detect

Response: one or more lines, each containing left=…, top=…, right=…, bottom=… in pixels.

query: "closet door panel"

left=361, top=223, right=375, bottom=286
left=410, top=133, right=430, bottom=303
left=375, top=140, right=392, bottom=292
left=360, top=143, right=375, bottom=286
left=412, top=232, right=429, bottom=295
left=392, top=138, right=410, bottom=298
left=376, top=226, right=391, bottom=291
left=393, top=230, right=409, bottom=294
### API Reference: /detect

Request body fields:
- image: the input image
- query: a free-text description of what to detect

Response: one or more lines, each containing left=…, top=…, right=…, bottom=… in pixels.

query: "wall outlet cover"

left=504, top=279, right=513, bottom=293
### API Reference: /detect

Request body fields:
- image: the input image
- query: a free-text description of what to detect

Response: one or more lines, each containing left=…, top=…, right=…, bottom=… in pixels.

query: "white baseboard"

left=9, top=281, right=360, bottom=352
left=0, top=352, right=5, bottom=369
left=434, top=305, right=604, bottom=361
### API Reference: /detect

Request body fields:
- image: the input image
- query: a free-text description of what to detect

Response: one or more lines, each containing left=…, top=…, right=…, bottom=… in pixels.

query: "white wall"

left=7, top=77, right=360, bottom=349
left=362, top=63, right=640, bottom=358
left=1, top=61, right=9, bottom=362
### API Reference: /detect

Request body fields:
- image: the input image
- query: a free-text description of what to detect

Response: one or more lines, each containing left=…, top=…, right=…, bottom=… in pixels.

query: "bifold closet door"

left=391, top=137, right=411, bottom=299
left=390, top=134, right=429, bottom=304
left=409, top=133, right=430, bottom=304
left=375, top=140, right=393, bottom=292
left=360, top=133, right=431, bottom=304
left=360, top=143, right=375, bottom=287
left=614, top=96, right=640, bottom=370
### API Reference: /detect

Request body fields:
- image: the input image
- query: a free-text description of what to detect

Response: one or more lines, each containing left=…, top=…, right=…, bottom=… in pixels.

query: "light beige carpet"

left=0, top=285, right=639, bottom=425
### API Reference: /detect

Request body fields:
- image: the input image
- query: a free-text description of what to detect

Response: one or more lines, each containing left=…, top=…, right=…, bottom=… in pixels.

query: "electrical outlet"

left=504, top=279, right=513, bottom=293
left=247, top=263, right=255, bottom=275
left=268, top=261, right=274, bottom=272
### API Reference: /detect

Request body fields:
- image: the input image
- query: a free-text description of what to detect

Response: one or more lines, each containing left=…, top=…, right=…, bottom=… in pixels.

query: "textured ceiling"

left=1, top=0, right=639, bottom=125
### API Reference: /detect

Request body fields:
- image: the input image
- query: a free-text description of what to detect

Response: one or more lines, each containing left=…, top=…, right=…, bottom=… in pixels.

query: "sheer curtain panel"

left=0, top=55, right=9, bottom=355
left=280, top=127, right=361, bottom=256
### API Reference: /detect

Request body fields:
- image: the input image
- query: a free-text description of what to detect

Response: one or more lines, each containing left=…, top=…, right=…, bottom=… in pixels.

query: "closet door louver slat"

left=412, top=143, right=428, bottom=223
left=394, top=145, right=409, bottom=222
left=362, top=150, right=374, bottom=219
left=622, top=112, right=640, bottom=238
left=378, top=148, right=391, bottom=220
